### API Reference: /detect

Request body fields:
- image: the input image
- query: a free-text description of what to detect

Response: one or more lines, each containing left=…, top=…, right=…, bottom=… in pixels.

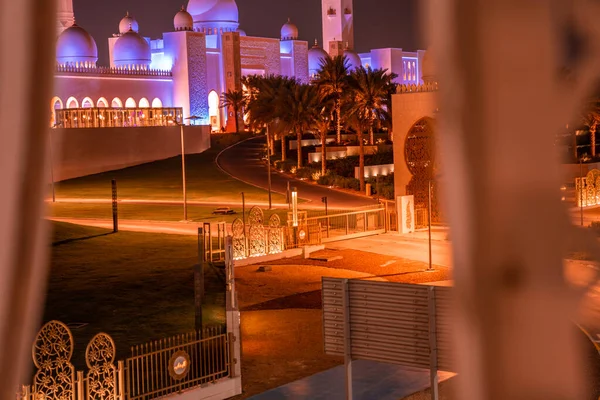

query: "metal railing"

left=17, top=326, right=233, bottom=400
left=305, top=207, right=386, bottom=242
left=126, top=327, right=232, bottom=400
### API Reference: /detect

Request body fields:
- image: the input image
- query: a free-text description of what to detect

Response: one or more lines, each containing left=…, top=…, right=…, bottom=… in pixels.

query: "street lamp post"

left=266, top=129, right=272, bottom=209
left=427, top=180, right=434, bottom=272
left=179, top=122, right=188, bottom=221
left=580, top=158, right=584, bottom=226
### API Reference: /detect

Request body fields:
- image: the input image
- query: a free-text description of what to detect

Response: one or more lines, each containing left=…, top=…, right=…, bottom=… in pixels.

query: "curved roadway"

left=216, top=136, right=379, bottom=209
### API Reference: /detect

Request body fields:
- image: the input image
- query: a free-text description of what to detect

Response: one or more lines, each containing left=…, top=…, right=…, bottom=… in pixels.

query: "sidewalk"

left=247, top=360, right=454, bottom=400
left=49, top=217, right=202, bottom=235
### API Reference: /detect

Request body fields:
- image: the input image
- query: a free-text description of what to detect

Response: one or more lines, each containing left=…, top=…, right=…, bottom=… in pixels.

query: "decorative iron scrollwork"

left=32, top=321, right=75, bottom=400
left=86, top=333, right=117, bottom=400
left=248, top=207, right=266, bottom=257
left=405, top=117, right=442, bottom=223
left=268, top=214, right=283, bottom=254
left=231, top=218, right=246, bottom=260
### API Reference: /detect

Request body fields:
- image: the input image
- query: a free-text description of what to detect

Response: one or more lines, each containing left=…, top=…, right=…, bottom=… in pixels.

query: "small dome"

left=174, top=6, right=193, bottom=31
left=56, top=23, right=98, bottom=66
left=113, top=28, right=151, bottom=68
left=344, top=48, right=362, bottom=71
left=308, top=40, right=329, bottom=77
left=119, top=12, right=139, bottom=34
left=421, top=48, right=436, bottom=83
left=187, top=0, right=239, bottom=31
left=281, top=18, right=298, bottom=40
left=237, top=28, right=246, bottom=36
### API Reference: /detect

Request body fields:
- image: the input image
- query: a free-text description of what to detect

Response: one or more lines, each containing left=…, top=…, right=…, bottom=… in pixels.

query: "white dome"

left=113, top=29, right=151, bottom=68
left=344, top=48, right=362, bottom=71
left=119, top=12, right=139, bottom=34
left=174, top=6, right=193, bottom=31
left=281, top=18, right=298, bottom=40
left=56, top=23, right=98, bottom=66
left=187, top=0, right=239, bottom=31
left=308, top=41, right=328, bottom=76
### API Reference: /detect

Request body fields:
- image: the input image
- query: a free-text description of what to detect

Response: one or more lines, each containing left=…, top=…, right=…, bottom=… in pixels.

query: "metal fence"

left=17, top=321, right=234, bottom=400
left=126, top=327, right=232, bottom=400
left=305, top=207, right=386, bottom=243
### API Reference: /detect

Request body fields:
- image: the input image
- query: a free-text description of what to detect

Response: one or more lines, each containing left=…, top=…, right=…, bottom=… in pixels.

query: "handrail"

left=55, top=64, right=172, bottom=77
left=305, top=207, right=385, bottom=221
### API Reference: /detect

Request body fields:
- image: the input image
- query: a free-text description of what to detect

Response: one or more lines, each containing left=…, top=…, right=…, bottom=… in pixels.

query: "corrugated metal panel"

left=322, top=278, right=457, bottom=372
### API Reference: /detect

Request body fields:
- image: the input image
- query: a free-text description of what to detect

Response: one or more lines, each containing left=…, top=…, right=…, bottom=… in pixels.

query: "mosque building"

left=52, top=0, right=426, bottom=133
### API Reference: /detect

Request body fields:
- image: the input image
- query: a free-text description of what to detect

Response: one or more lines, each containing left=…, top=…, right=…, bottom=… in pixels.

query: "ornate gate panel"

left=86, top=333, right=117, bottom=400
left=231, top=218, right=246, bottom=260
left=32, top=321, right=75, bottom=400
left=248, top=207, right=266, bottom=257
left=267, top=214, right=283, bottom=254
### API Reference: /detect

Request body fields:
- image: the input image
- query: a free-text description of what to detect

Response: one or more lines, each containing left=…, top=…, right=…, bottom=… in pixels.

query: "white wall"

left=50, top=125, right=210, bottom=181
left=355, top=163, right=395, bottom=179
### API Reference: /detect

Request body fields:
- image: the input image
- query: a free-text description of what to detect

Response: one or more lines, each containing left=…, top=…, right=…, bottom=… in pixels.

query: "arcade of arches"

left=49, top=96, right=164, bottom=127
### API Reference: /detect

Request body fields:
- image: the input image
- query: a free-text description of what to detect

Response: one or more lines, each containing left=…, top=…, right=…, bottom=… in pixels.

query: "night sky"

left=72, top=0, right=422, bottom=66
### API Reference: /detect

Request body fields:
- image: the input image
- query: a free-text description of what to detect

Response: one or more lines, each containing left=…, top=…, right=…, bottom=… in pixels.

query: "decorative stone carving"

left=186, top=33, right=209, bottom=123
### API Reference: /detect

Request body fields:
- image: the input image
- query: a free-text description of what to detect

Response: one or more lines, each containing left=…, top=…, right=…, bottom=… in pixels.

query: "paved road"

left=216, top=136, right=379, bottom=209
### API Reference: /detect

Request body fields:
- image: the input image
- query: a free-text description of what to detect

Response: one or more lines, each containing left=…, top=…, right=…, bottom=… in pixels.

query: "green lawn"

left=54, top=140, right=286, bottom=204
left=44, top=221, right=225, bottom=368
left=49, top=202, right=290, bottom=223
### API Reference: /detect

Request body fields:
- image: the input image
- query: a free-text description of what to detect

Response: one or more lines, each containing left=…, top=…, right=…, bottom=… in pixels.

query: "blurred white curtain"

left=0, top=0, right=56, bottom=398
left=425, top=0, right=600, bottom=398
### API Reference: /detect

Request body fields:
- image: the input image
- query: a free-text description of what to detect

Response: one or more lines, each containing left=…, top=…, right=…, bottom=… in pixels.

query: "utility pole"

left=427, top=180, right=433, bottom=272
left=180, top=123, right=188, bottom=221
left=266, top=130, right=272, bottom=209
left=241, top=192, right=246, bottom=227
left=580, top=158, right=584, bottom=226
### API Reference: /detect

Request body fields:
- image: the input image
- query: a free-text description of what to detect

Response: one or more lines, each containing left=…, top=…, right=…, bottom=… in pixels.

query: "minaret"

left=57, top=0, right=75, bottom=35
left=321, top=0, right=354, bottom=56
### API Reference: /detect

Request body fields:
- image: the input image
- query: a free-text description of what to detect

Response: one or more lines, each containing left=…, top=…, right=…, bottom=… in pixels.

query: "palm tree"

left=314, top=55, right=350, bottom=143
left=348, top=66, right=398, bottom=145
left=343, top=105, right=368, bottom=192
left=313, top=99, right=334, bottom=175
left=244, top=75, right=298, bottom=159
left=220, top=89, right=245, bottom=133
left=277, top=82, right=321, bottom=168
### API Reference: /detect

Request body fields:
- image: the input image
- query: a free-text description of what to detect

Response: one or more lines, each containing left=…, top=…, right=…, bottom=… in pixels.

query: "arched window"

left=151, top=97, right=163, bottom=108
left=82, top=97, right=93, bottom=108
left=125, top=97, right=136, bottom=108
left=97, top=97, right=108, bottom=108
left=111, top=97, right=123, bottom=108
left=138, top=97, right=150, bottom=108
left=66, top=96, right=79, bottom=109
left=208, top=90, right=220, bottom=132
left=50, top=97, right=63, bottom=127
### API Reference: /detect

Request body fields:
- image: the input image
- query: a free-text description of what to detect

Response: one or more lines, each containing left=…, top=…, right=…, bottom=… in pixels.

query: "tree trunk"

left=297, top=129, right=303, bottom=169
left=233, top=107, right=239, bottom=133
left=369, top=125, right=374, bottom=145
left=591, top=124, right=596, bottom=158
left=358, top=130, right=365, bottom=192
left=321, top=131, right=327, bottom=176
left=281, top=134, right=286, bottom=161
left=336, top=101, right=342, bottom=143
left=573, top=131, right=578, bottom=161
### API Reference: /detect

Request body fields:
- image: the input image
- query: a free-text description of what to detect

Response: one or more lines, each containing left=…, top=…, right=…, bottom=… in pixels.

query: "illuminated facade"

left=52, top=0, right=427, bottom=132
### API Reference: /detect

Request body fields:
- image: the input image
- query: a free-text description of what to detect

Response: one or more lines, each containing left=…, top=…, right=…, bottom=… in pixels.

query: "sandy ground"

left=231, top=251, right=451, bottom=399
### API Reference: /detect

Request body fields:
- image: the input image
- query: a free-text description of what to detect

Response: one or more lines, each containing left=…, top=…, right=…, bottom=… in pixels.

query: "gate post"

left=118, top=360, right=125, bottom=400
